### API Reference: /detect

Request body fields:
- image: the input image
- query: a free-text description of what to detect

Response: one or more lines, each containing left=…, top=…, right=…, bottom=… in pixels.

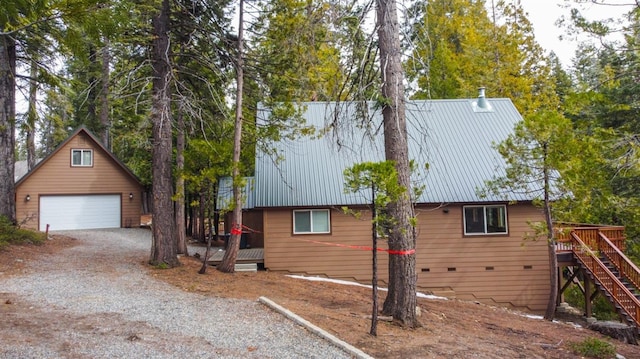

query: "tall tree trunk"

left=187, top=192, right=194, bottom=237
left=209, top=181, right=220, bottom=241
left=377, top=0, right=418, bottom=327
left=176, top=108, right=187, bottom=254
left=198, top=189, right=206, bottom=242
left=370, top=184, right=378, bottom=336
left=218, top=0, right=244, bottom=273
left=212, top=182, right=220, bottom=239
left=100, top=39, right=110, bottom=148
left=149, top=0, right=178, bottom=267
left=87, top=46, right=97, bottom=126
left=0, top=34, right=16, bottom=223
left=543, top=144, right=558, bottom=320
left=26, top=59, right=37, bottom=170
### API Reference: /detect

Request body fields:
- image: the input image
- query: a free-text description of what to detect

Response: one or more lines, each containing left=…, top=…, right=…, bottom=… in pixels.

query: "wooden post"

left=584, top=269, right=593, bottom=319
left=556, top=266, right=563, bottom=306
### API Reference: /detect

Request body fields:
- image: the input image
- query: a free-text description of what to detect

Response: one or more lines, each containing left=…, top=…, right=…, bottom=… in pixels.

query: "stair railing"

left=570, top=231, right=640, bottom=327
left=597, top=231, right=640, bottom=291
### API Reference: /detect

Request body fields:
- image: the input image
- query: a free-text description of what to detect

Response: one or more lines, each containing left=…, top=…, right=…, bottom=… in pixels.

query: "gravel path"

left=0, top=229, right=352, bottom=359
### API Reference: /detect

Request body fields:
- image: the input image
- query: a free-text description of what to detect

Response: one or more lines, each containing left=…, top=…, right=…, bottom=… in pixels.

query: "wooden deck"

left=206, top=248, right=264, bottom=265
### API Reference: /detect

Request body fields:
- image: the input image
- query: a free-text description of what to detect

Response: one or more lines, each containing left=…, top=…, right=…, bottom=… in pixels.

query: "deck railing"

left=555, top=226, right=626, bottom=252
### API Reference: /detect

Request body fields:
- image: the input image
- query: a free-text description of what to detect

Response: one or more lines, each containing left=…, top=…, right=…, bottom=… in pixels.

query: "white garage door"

left=39, top=195, right=121, bottom=231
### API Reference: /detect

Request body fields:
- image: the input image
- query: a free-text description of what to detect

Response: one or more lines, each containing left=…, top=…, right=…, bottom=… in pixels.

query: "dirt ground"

left=3, top=237, right=640, bottom=358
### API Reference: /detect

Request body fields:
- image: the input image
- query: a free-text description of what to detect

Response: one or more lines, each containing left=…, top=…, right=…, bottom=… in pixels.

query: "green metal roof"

left=217, top=176, right=255, bottom=210
left=251, top=98, right=528, bottom=208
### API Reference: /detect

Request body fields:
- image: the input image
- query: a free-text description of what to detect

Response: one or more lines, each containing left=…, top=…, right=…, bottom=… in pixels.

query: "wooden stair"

left=564, top=227, right=640, bottom=329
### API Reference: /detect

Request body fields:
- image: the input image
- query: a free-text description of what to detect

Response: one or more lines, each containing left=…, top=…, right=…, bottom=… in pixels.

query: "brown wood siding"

left=264, top=208, right=390, bottom=282
left=15, top=132, right=143, bottom=230
left=263, top=203, right=549, bottom=313
left=413, top=204, right=549, bottom=312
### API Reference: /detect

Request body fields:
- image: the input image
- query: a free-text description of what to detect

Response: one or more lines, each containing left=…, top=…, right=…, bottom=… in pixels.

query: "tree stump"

left=588, top=321, right=638, bottom=345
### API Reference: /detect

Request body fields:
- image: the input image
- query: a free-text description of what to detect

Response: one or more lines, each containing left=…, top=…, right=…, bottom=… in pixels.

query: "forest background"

left=1, top=0, right=640, bottom=295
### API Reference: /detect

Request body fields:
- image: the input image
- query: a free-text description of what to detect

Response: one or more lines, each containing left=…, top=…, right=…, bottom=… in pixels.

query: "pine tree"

left=377, top=0, right=418, bottom=328
left=406, top=0, right=559, bottom=116
left=149, top=0, right=178, bottom=267
left=483, top=110, right=578, bottom=320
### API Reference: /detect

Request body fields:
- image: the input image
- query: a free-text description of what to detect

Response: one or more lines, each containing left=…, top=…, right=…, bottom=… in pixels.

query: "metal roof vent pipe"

left=473, top=86, right=493, bottom=112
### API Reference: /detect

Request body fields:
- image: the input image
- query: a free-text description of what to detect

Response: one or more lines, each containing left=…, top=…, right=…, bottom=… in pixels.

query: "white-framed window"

left=71, top=149, right=93, bottom=167
left=463, top=205, right=508, bottom=235
left=293, top=209, right=330, bottom=234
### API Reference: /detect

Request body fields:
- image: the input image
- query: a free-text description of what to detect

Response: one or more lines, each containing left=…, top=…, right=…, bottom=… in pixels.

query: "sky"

left=519, top=0, right=634, bottom=67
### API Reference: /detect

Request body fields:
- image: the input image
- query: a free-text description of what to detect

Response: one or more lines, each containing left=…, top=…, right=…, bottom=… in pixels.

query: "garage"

left=15, top=128, right=143, bottom=231
left=39, top=195, right=121, bottom=231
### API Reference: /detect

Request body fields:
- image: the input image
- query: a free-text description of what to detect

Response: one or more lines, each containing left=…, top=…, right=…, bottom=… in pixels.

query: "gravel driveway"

left=0, top=229, right=352, bottom=359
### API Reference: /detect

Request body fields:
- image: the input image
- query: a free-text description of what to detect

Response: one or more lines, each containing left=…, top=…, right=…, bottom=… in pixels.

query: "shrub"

left=0, top=216, right=46, bottom=250
left=568, top=337, right=616, bottom=358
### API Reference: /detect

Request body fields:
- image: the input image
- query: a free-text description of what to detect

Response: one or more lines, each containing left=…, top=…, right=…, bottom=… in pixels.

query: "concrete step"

left=233, top=263, right=258, bottom=272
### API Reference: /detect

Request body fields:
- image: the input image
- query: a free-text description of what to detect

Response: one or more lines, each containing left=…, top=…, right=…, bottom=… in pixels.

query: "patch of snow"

left=286, top=275, right=448, bottom=300
left=522, top=314, right=583, bottom=329
left=562, top=321, right=583, bottom=329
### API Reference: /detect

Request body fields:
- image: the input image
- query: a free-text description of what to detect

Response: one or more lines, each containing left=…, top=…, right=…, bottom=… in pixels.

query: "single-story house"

left=224, top=92, right=550, bottom=313
left=15, top=127, right=143, bottom=231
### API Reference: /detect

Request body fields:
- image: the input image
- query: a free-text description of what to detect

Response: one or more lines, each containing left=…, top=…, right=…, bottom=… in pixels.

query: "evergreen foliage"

left=405, top=0, right=559, bottom=117
left=558, top=2, right=640, bottom=258
left=0, top=216, right=46, bottom=250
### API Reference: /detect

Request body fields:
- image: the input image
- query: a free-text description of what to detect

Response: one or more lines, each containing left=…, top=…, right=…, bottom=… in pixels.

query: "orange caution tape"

left=230, top=223, right=263, bottom=234
left=230, top=223, right=242, bottom=235
left=231, top=223, right=414, bottom=255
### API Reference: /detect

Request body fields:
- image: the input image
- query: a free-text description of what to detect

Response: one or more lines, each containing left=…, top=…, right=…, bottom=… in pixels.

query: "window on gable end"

left=71, top=149, right=93, bottom=167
